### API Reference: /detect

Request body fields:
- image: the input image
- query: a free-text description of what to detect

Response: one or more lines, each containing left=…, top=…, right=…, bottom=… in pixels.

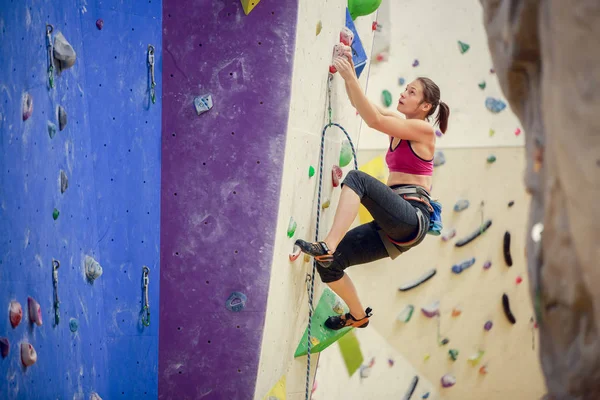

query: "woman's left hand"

left=333, top=56, right=355, bottom=81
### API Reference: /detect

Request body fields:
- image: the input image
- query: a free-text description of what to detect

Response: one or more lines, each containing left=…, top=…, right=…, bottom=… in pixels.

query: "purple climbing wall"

left=158, top=1, right=298, bottom=398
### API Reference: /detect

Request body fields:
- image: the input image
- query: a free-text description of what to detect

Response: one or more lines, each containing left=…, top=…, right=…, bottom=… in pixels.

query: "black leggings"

left=317, top=170, right=431, bottom=283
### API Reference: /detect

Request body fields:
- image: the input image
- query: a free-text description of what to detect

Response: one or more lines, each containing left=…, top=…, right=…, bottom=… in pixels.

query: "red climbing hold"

left=332, top=165, right=343, bottom=187
left=28, top=296, right=42, bottom=326
left=516, top=276, right=523, bottom=285
left=372, top=21, right=378, bottom=31
left=0, top=337, right=9, bottom=358
left=9, top=301, right=22, bottom=328
left=96, top=19, right=104, bottom=30
left=21, top=343, right=37, bottom=367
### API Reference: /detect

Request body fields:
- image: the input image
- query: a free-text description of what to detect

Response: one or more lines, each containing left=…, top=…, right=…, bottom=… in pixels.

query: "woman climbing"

left=295, top=46, right=450, bottom=330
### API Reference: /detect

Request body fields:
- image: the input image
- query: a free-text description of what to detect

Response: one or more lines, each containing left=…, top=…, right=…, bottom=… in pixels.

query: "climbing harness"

left=147, top=45, right=156, bottom=105
left=46, top=24, right=55, bottom=89
left=141, top=266, right=150, bottom=327
left=52, top=259, right=60, bottom=325
left=304, top=73, right=359, bottom=400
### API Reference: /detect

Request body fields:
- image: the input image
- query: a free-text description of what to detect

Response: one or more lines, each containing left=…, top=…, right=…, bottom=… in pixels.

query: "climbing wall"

left=360, top=0, right=525, bottom=150
left=0, top=1, right=162, bottom=399
left=158, top=1, right=298, bottom=399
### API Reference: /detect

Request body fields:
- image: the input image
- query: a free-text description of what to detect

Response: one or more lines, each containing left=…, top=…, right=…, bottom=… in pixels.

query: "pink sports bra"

left=385, top=139, right=433, bottom=176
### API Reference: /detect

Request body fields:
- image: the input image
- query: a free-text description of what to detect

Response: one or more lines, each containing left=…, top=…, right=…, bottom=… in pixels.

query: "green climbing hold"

left=348, top=0, right=383, bottom=20
left=287, top=217, right=297, bottom=238
left=448, top=349, right=459, bottom=361
left=487, top=154, right=497, bottom=163
left=52, top=208, right=60, bottom=220
left=47, top=121, right=57, bottom=139
left=489, top=128, right=495, bottom=137
left=381, top=90, right=392, bottom=107
left=308, top=166, right=315, bottom=178
left=458, top=40, right=470, bottom=54
left=339, top=140, right=353, bottom=168
left=478, top=81, right=486, bottom=90
left=294, top=288, right=354, bottom=357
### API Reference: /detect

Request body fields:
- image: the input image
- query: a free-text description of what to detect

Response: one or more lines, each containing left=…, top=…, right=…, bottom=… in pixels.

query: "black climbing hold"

left=402, top=375, right=419, bottom=400
left=454, top=220, right=492, bottom=247
left=508, top=200, right=515, bottom=207
left=398, top=269, right=436, bottom=291
left=58, top=106, right=67, bottom=131
left=503, top=231, right=513, bottom=266
left=502, top=293, right=516, bottom=324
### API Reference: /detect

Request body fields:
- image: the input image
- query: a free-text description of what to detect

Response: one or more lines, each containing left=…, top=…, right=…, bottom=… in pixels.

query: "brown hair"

left=416, top=77, right=450, bottom=134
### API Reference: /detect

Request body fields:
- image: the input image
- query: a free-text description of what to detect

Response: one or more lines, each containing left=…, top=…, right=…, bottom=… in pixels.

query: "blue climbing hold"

left=69, top=318, right=79, bottom=332
left=422, top=393, right=430, bottom=399
left=485, top=97, right=507, bottom=114
left=451, top=257, right=476, bottom=274
left=226, top=291, right=248, bottom=312
left=433, top=151, right=445, bottom=167
left=398, top=77, right=405, bottom=86
left=453, top=199, right=470, bottom=212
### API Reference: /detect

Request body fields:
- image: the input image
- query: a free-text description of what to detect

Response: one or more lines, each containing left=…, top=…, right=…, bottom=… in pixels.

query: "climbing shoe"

left=325, top=307, right=373, bottom=330
left=294, top=239, right=334, bottom=268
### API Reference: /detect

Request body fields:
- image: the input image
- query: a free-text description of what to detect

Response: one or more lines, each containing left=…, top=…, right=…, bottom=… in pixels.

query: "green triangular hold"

left=458, top=40, right=470, bottom=54
left=294, top=288, right=353, bottom=358
left=478, top=81, right=486, bottom=90
left=337, top=330, right=364, bottom=377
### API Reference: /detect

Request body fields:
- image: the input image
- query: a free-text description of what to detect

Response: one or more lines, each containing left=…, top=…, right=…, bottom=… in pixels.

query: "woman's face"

left=396, top=80, right=430, bottom=117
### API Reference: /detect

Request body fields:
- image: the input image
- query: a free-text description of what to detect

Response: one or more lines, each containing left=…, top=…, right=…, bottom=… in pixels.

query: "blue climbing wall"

left=0, top=1, right=162, bottom=399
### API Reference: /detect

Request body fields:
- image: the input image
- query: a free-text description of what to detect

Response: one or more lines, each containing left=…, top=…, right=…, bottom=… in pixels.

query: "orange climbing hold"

left=9, top=301, right=22, bottom=328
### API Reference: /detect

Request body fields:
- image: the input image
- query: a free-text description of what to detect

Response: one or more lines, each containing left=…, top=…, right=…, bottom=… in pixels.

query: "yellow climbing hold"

left=304, top=254, right=310, bottom=263
left=240, top=0, right=261, bottom=15
left=262, top=375, right=286, bottom=400
left=322, top=200, right=331, bottom=209
left=316, top=20, right=322, bottom=36
left=424, top=353, right=430, bottom=361
left=311, top=337, right=320, bottom=346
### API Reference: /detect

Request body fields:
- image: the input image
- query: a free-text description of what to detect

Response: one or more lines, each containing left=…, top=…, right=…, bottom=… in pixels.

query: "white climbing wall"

left=359, top=0, right=525, bottom=150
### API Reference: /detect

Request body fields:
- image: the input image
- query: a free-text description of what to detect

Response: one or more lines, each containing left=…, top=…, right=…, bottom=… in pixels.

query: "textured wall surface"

left=481, top=1, right=600, bottom=399
left=0, top=0, right=162, bottom=399
left=158, top=1, right=298, bottom=399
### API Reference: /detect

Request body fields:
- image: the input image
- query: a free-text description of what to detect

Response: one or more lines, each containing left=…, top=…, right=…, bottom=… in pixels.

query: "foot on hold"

left=324, top=307, right=372, bottom=330
left=294, top=239, right=334, bottom=268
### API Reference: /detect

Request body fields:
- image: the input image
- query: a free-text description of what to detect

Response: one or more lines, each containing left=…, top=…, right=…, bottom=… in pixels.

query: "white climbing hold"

left=531, top=223, right=543, bottom=243
left=85, top=255, right=103, bottom=282
left=21, top=343, right=37, bottom=367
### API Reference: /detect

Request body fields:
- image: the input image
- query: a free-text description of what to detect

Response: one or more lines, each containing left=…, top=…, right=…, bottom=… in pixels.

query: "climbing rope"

left=46, top=24, right=55, bottom=89
left=141, top=266, right=151, bottom=327
left=304, top=74, right=359, bottom=400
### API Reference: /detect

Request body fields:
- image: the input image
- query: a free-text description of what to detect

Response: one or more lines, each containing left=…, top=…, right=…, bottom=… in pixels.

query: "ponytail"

left=436, top=101, right=450, bottom=134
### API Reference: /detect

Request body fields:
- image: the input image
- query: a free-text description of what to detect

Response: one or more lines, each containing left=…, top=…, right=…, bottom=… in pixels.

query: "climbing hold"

left=90, top=393, right=103, bottom=400
left=96, top=19, right=104, bottom=30
left=516, top=276, right=523, bottom=285
left=397, top=304, right=415, bottom=323
left=515, top=128, right=522, bottom=136
left=435, top=129, right=443, bottom=138
left=311, top=337, right=320, bottom=346
left=483, top=260, right=492, bottom=270
left=490, top=68, right=496, bottom=74
left=289, top=245, right=301, bottom=262
left=286, top=217, right=297, bottom=238
left=398, top=268, right=436, bottom=291
left=455, top=219, right=493, bottom=247
left=22, top=93, right=33, bottom=121
left=27, top=297, right=42, bottom=326
left=457, top=40, right=470, bottom=54
left=451, top=257, right=475, bottom=274
left=69, top=318, right=79, bottom=332
left=60, top=170, right=68, bottom=193
left=484, top=320, right=493, bottom=331
left=440, top=338, right=450, bottom=346
left=371, top=21, right=378, bottom=31
left=398, top=77, right=405, bottom=86
left=47, top=121, right=57, bottom=139
left=303, top=254, right=310, bottom=263
left=332, top=165, right=343, bottom=187
left=423, top=354, right=430, bottom=361
left=308, top=165, right=315, bottom=178
left=348, top=0, right=382, bottom=20
left=531, top=223, right=543, bottom=243
left=0, top=337, right=9, bottom=358
left=9, top=301, right=23, bottom=328
left=451, top=306, right=462, bottom=317
left=440, top=373, right=456, bottom=388
left=441, top=228, right=456, bottom=242
left=194, top=94, right=213, bottom=115
left=412, top=59, right=419, bottom=67
left=503, top=231, right=513, bottom=267
left=479, top=365, right=488, bottom=375
left=85, top=255, right=103, bottom=282
left=321, top=200, right=331, bottom=209
left=381, top=90, right=392, bottom=107
left=421, top=301, right=440, bottom=318
left=240, top=0, right=261, bottom=14
left=502, top=293, right=516, bottom=324
left=485, top=97, right=507, bottom=113
left=468, top=350, right=485, bottom=366
left=53, top=32, right=77, bottom=72
left=21, top=343, right=37, bottom=367
left=58, top=106, right=67, bottom=131
left=433, top=151, right=445, bottom=167
left=448, top=349, right=459, bottom=361
left=486, top=154, right=496, bottom=163
left=315, top=20, right=322, bottom=36
left=332, top=301, right=345, bottom=315
left=508, top=200, right=515, bottom=207
left=453, top=199, right=469, bottom=212
left=489, top=128, right=495, bottom=137
left=478, top=81, right=486, bottom=90
left=359, top=364, right=371, bottom=379
left=225, top=291, right=247, bottom=312
left=422, top=393, right=430, bottom=399
left=52, top=208, right=60, bottom=220
left=339, top=140, right=353, bottom=167
left=388, top=358, right=394, bottom=367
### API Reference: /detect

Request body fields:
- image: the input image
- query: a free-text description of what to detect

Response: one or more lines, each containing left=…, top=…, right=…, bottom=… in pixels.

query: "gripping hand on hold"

left=333, top=55, right=355, bottom=81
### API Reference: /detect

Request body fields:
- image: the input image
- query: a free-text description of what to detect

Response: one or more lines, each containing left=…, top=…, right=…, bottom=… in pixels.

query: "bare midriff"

left=387, top=171, right=432, bottom=193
